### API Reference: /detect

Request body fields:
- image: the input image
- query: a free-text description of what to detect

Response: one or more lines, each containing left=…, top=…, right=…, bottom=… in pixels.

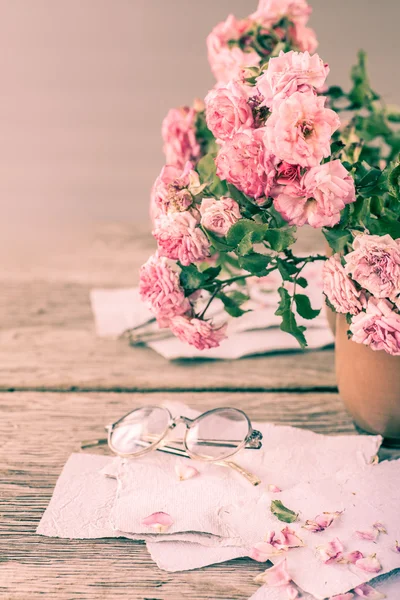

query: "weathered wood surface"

left=2, top=390, right=389, bottom=600
left=0, top=223, right=335, bottom=391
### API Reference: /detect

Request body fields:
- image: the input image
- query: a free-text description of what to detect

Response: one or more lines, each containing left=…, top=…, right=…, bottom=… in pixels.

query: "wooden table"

left=0, top=223, right=395, bottom=600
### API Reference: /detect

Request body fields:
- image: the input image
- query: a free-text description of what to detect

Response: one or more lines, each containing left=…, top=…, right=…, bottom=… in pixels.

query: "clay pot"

left=335, top=314, right=400, bottom=444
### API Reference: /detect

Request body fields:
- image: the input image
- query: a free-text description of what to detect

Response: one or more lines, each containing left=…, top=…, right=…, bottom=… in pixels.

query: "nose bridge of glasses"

left=172, top=415, right=193, bottom=427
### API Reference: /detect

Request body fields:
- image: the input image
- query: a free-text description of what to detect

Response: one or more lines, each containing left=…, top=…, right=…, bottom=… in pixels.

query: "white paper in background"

left=90, top=261, right=334, bottom=360
left=249, top=569, right=400, bottom=600
left=36, top=453, right=230, bottom=546
left=219, top=459, right=400, bottom=599
left=90, top=288, right=153, bottom=337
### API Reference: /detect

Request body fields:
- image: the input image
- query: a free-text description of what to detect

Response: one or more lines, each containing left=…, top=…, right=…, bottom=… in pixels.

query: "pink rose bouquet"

left=137, top=0, right=400, bottom=353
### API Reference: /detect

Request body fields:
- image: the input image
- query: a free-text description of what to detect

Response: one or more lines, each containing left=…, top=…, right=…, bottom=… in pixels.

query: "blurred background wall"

left=1, top=0, right=399, bottom=233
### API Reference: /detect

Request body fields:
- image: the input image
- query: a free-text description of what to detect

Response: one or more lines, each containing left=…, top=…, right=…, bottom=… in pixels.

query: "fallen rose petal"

left=373, top=522, right=387, bottom=534
left=285, top=584, right=299, bottom=599
left=317, top=537, right=344, bottom=563
left=268, top=484, right=282, bottom=493
left=304, top=511, right=342, bottom=532
left=338, top=550, right=364, bottom=564
left=254, top=558, right=291, bottom=586
left=279, top=526, right=305, bottom=548
left=142, top=512, right=174, bottom=533
left=394, top=540, right=400, bottom=553
left=354, top=583, right=386, bottom=598
left=355, top=530, right=379, bottom=542
left=174, top=462, right=199, bottom=481
left=355, top=554, right=382, bottom=573
left=250, top=541, right=281, bottom=562
left=329, top=594, right=354, bottom=600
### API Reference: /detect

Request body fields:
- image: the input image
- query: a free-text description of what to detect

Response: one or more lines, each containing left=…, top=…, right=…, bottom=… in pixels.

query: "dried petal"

left=304, top=511, right=342, bottom=532
left=329, top=594, right=354, bottom=600
left=250, top=542, right=281, bottom=562
left=254, top=558, right=291, bottom=586
left=142, top=512, right=173, bottom=533
left=373, top=522, right=387, bottom=534
left=268, top=484, right=282, bottom=493
left=338, top=550, right=364, bottom=564
left=285, top=584, right=299, bottom=599
left=355, top=529, right=379, bottom=542
left=370, top=455, right=379, bottom=465
left=174, top=462, right=199, bottom=481
left=317, top=537, right=344, bottom=563
left=394, top=540, right=400, bottom=553
left=354, top=583, right=386, bottom=599
left=278, top=526, right=305, bottom=549
left=355, top=554, right=382, bottom=573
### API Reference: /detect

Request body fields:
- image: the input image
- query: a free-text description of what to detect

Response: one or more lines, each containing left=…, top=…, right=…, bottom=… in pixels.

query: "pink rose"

left=151, top=162, right=195, bottom=216
left=153, top=211, right=210, bottom=266
left=170, top=316, right=227, bottom=350
left=344, top=234, right=400, bottom=301
left=274, top=160, right=356, bottom=228
left=200, top=197, right=241, bottom=237
left=205, top=81, right=254, bottom=142
left=162, top=107, right=201, bottom=169
left=207, top=15, right=260, bottom=83
left=322, top=254, right=366, bottom=315
left=257, top=51, right=329, bottom=108
left=264, top=91, right=340, bottom=167
left=273, top=161, right=302, bottom=196
left=139, top=254, right=191, bottom=327
left=251, top=0, right=312, bottom=27
left=290, top=24, right=318, bottom=54
left=350, top=297, right=400, bottom=356
left=216, top=128, right=276, bottom=199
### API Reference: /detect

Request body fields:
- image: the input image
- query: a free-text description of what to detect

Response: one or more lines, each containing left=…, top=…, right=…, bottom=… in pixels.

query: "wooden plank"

left=0, top=390, right=371, bottom=600
left=0, top=223, right=335, bottom=391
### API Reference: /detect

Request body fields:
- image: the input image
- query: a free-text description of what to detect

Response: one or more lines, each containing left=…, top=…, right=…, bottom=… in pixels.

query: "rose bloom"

left=251, top=0, right=312, bottom=27
left=344, top=234, right=400, bottom=301
left=322, top=254, right=366, bottom=315
left=205, top=80, right=254, bottom=142
left=162, top=107, right=201, bottom=169
left=289, top=24, right=318, bottom=54
left=153, top=211, right=210, bottom=266
left=207, top=15, right=260, bottom=83
left=257, top=51, right=329, bottom=109
left=170, top=316, right=227, bottom=350
left=274, top=160, right=356, bottom=228
left=264, top=91, right=340, bottom=167
left=200, top=197, right=241, bottom=237
left=350, top=297, right=400, bottom=356
left=272, top=161, right=302, bottom=197
left=151, top=162, right=195, bottom=216
left=216, top=128, right=276, bottom=199
left=139, top=254, right=191, bottom=327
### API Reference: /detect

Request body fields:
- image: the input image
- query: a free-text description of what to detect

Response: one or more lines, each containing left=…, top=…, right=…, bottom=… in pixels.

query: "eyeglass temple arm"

left=81, top=438, right=108, bottom=449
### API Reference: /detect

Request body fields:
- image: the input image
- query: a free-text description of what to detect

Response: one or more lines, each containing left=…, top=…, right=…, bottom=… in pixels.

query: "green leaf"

left=323, top=228, right=352, bottom=253
left=217, top=291, right=248, bottom=318
left=294, top=294, right=321, bottom=320
left=367, top=216, right=400, bottom=239
left=196, top=153, right=228, bottom=196
left=227, top=290, right=249, bottom=305
left=226, top=219, right=267, bottom=247
left=264, top=227, right=296, bottom=252
left=239, top=253, right=273, bottom=275
left=270, top=500, right=298, bottom=524
left=179, top=264, right=206, bottom=291
left=276, top=258, right=298, bottom=281
left=327, top=85, right=345, bottom=100
left=204, top=229, right=233, bottom=252
left=296, top=277, right=308, bottom=289
left=389, top=163, right=400, bottom=199
left=200, top=265, right=222, bottom=281
left=275, top=287, right=307, bottom=348
left=356, top=168, right=382, bottom=197
left=227, top=184, right=260, bottom=217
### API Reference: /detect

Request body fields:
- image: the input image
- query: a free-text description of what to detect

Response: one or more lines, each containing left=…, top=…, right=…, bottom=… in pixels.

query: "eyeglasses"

left=82, top=405, right=263, bottom=486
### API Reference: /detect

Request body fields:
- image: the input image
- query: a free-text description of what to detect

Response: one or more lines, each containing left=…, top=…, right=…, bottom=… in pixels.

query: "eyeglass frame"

left=82, top=405, right=263, bottom=486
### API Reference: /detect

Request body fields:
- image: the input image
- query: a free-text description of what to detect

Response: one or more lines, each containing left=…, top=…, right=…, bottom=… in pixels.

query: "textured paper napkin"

left=109, top=418, right=380, bottom=541
left=249, top=569, right=400, bottom=600
left=36, top=453, right=226, bottom=546
left=212, top=459, right=400, bottom=598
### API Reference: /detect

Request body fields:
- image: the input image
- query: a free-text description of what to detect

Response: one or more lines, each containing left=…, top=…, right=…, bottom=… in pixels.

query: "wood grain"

left=0, top=390, right=369, bottom=600
left=0, top=223, right=335, bottom=391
